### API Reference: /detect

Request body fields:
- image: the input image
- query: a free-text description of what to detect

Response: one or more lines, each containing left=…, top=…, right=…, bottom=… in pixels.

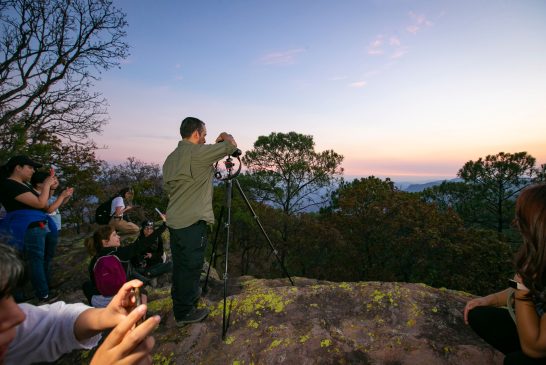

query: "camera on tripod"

left=214, top=149, right=242, bottom=181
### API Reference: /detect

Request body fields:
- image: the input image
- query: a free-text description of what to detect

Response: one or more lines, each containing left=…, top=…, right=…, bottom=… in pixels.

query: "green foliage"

left=285, top=213, right=359, bottom=281
left=421, top=181, right=496, bottom=230
left=328, top=176, right=511, bottom=295
left=457, top=151, right=541, bottom=232
left=242, top=132, right=344, bottom=217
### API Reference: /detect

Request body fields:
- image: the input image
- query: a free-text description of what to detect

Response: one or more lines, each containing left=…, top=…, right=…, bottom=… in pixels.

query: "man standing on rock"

left=163, top=117, right=238, bottom=325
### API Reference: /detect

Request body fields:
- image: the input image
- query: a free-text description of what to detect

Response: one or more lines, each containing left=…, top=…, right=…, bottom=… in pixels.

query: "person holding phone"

left=464, top=183, right=546, bottom=364
left=0, top=243, right=159, bottom=365
left=30, top=170, right=73, bottom=290
left=0, top=156, right=58, bottom=303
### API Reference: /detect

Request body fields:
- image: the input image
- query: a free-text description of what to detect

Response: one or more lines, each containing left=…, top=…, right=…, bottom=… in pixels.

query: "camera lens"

left=231, top=149, right=242, bottom=158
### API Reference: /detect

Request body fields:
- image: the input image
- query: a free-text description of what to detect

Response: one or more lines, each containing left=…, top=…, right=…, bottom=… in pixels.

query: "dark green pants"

left=169, top=221, right=207, bottom=320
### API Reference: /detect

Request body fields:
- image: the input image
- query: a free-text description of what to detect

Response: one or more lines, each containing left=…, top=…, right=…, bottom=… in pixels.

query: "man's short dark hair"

left=0, top=243, right=26, bottom=298
left=180, top=117, right=205, bottom=139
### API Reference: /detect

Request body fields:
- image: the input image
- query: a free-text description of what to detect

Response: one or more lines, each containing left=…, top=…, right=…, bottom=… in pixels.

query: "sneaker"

left=176, top=307, right=209, bottom=326
left=38, top=290, right=60, bottom=304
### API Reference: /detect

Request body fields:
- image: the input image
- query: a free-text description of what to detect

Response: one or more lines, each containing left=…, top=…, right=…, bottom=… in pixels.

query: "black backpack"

left=95, top=197, right=114, bottom=225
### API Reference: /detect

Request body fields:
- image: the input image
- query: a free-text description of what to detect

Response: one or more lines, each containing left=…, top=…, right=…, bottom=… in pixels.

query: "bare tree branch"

left=0, top=0, right=128, bottom=147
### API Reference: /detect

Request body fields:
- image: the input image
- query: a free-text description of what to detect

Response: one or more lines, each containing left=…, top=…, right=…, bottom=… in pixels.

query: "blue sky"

left=94, top=0, right=546, bottom=182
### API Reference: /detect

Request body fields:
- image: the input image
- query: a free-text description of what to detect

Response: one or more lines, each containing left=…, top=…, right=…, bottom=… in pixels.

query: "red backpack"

left=93, top=255, right=127, bottom=296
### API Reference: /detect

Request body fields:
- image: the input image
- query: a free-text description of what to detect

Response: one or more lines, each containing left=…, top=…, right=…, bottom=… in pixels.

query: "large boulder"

left=60, top=276, right=502, bottom=364
left=49, top=237, right=503, bottom=364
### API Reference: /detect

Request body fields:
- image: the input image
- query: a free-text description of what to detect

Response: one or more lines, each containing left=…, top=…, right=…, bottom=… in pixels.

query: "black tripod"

left=203, top=154, right=294, bottom=340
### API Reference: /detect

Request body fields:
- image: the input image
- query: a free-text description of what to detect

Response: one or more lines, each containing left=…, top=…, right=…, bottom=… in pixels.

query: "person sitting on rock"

left=109, top=188, right=139, bottom=237
left=464, top=183, right=546, bottom=365
left=83, top=225, right=149, bottom=307
left=131, top=213, right=173, bottom=284
left=0, top=242, right=159, bottom=365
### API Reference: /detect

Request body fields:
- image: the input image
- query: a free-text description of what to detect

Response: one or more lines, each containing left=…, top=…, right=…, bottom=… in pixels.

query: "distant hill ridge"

left=400, top=178, right=462, bottom=193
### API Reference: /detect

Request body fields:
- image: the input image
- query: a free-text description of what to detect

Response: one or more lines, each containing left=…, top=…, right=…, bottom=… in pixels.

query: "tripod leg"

left=233, top=179, right=294, bottom=286
left=203, top=206, right=224, bottom=294
left=222, top=180, right=233, bottom=339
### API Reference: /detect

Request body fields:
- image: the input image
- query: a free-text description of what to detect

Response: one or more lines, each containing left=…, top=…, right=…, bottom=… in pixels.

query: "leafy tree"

left=286, top=213, right=358, bottom=281
left=328, top=176, right=512, bottom=294
left=241, top=132, right=343, bottom=247
left=0, top=0, right=128, bottom=150
left=458, top=152, right=542, bottom=233
left=52, top=141, right=103, bottom=233
left=421, top=181, right=495, bottom=230
left=242, top=132, right=344, bottom=215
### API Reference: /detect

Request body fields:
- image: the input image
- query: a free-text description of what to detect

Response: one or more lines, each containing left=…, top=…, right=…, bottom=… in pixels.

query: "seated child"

left=82, top=225, right=148, bottom=307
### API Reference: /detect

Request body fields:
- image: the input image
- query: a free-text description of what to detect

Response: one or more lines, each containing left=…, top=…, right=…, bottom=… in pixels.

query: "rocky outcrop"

left=149, top=277, right=502, bottom=365
left=51, top=238, right=502, bottom=364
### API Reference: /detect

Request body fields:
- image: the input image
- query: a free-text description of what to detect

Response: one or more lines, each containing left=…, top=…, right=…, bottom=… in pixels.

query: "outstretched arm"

left=463, top=288, right=511, bottom=324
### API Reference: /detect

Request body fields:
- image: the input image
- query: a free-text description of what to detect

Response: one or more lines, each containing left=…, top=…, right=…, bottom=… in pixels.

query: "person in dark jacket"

left=132, top=212, right=172, bottom=280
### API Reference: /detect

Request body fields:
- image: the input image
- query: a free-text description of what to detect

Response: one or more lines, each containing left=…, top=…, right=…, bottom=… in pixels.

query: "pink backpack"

left=93, top=255, right=127, bottom=296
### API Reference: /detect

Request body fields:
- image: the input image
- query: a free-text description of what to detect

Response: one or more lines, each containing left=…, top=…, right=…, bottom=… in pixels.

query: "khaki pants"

left=109, top=217, right=140, bottom=236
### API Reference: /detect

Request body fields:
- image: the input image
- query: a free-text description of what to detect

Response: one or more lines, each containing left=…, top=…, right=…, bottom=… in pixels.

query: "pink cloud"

left=349, top=81, right=367, bottom=88
left=368, top=35, right=384, bottom=55
left=406, top=11, right=433, bottom=34
left=259, top=48, right=306, bottom=65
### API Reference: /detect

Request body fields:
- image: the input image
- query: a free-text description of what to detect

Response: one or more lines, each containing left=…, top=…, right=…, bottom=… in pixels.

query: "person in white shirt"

left=0, top=243, right=160, bottom=365
left=109, top=188, right=139, bottom=236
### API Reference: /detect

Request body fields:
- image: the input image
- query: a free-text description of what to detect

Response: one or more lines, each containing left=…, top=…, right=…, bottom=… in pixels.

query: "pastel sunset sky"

left=94, top=0, right=546, bottom=182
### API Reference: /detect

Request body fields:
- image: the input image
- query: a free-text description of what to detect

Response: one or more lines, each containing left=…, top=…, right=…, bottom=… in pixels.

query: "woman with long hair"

left=464, top=183, right=546, bottom=364
left=83, top=225, right=148, bottom=307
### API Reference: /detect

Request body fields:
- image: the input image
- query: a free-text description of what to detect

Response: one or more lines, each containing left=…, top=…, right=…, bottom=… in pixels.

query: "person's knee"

left=467, top=306, right=488, bottom=328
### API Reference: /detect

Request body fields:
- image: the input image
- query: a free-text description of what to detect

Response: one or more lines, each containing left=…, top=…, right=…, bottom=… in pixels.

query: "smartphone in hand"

left=133, top=287, right=145, bottom=325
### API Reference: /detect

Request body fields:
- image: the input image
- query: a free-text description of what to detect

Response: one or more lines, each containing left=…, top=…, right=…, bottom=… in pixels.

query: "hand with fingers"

left=463, top=297, right=490, bottom=324
left=100, top=280, right=148, bottom=327
left=90, top=305, right=160, bottom=365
